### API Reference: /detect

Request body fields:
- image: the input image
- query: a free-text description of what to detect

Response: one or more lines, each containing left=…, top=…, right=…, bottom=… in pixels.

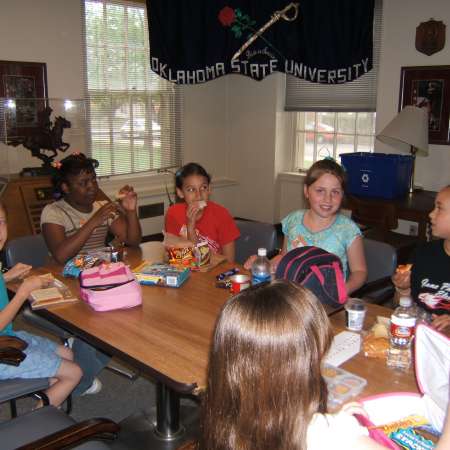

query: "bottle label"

left=252, top=273, right=271, bottom=285
left=390, top=322, right=415, bottom=340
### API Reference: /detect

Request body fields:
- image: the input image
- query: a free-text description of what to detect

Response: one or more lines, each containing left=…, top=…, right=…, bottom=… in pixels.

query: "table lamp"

left=376, top=105, right=429, bottom=193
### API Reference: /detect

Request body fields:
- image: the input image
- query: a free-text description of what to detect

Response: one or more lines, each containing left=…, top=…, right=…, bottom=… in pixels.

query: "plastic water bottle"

left=387, top=296, right=417, bottom=370
left=251, top=248, right=271, bottom=285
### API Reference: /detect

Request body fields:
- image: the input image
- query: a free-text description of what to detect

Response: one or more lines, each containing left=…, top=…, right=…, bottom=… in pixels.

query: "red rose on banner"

left=218, top=6, right=235, bottom=27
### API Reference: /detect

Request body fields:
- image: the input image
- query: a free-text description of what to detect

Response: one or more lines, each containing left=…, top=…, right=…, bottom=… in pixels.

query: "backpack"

left=275, top=246, right=347, bottom=309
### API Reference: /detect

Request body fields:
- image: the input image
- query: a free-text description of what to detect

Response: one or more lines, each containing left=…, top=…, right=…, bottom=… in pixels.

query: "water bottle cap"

left=257, top=248, right=267, bottom=256
left=399, top=296, right=412, bottom=307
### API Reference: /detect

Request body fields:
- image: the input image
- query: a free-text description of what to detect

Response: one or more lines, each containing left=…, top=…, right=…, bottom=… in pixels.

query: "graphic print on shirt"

left=292, top=235, right=308, bottom=248
left=417, top=279, right=450, bottom=311
left=179, top=224, right=220, bottom=253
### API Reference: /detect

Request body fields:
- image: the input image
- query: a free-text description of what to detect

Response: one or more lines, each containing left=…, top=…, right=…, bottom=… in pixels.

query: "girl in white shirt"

left=200, top=280, right=385, bottom=450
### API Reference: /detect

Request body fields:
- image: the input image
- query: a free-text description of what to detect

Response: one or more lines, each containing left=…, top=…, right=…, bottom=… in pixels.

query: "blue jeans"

left=71, top=339, right=111, bottom=396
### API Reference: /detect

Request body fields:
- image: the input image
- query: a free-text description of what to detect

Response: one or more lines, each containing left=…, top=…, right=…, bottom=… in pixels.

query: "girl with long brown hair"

left=200, top=281, right=385, bottom=450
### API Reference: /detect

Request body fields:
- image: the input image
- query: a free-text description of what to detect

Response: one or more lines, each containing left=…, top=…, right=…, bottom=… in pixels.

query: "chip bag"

left=164, top=233, right=210, bottom=269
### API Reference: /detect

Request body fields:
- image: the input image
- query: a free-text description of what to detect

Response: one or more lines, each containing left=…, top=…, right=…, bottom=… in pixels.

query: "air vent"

left=139, top=202, right=164, bottom=219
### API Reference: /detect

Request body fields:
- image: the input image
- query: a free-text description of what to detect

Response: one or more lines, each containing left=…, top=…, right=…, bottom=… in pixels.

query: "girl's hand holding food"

left=4, top=263, right=32, bottom=282
left=17, top=275, right=50, bottom=300
left=91, top=202, right=120, bottom=227
left=392, top=264, right=412, bottom=294
left=186, top=201, right=205, bottom=227
left=116, top=185, right=137, bottom=212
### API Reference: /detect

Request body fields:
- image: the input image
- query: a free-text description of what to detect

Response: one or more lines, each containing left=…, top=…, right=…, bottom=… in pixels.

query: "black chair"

left=0, top=407, right=118, bottom=449
left=0, top=335, right=50, bottom=418
left=234, top=219, right=278, bottom=265
left=4, top=234, right=73, bottom=343
left=352, top=238, right=397, bottom=305
left=0, top=335, right=119, bottom=450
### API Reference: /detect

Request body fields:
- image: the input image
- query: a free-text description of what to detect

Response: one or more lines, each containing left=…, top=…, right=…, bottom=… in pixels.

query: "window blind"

left=285, top=0, right=383, bottom=113
left=82, top=0, right=182, bottom=177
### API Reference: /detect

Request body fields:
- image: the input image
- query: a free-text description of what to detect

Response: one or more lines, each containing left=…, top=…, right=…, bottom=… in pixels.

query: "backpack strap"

left=283, top=246, right=316, bottom=276
left=310, top=265, right=324, bottom=285
left=333, top=260, right=347, bottom=303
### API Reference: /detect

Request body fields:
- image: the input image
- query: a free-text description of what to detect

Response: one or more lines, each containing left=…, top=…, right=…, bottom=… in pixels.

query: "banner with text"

left=148, top=0, right=374, bottom=85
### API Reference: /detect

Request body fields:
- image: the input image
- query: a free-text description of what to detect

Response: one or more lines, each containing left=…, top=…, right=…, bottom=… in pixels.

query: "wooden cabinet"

left=0, top=176, right=54, bottom=240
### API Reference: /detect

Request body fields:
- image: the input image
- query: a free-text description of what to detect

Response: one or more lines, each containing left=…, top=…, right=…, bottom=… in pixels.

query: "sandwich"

left=396, top=264, right=412, bottom=274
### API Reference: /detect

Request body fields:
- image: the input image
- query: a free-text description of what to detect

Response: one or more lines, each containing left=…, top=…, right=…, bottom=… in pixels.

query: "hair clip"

left=323, top=156, right=336, bottom=162
left=72, top=151, right=81, bottom=156
left=51, top=161, right=62, bottom=169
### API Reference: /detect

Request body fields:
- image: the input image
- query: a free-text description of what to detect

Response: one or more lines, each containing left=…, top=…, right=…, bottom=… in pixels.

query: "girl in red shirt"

left=165, top=163, right=240, bottom=262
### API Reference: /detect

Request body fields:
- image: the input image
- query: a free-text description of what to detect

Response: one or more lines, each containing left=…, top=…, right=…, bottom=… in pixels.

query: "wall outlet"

left=409, top=224, right=418, bottom=236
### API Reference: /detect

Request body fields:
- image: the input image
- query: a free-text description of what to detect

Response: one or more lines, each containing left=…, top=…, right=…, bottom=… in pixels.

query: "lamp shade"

left=377, top=106, right=429, bottom=156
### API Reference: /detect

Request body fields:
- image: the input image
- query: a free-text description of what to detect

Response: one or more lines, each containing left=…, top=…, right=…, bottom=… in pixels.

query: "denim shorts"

left=0, top=330, right=62, bottom=379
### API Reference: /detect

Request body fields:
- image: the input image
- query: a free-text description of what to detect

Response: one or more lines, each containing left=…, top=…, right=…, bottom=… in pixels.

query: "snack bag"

left=193, top=241, right=211, bottom=267
left=167, top=246, right=196, bottom=267
left=164, top=233, right=210, bottom=269
left=63, top=254, right=101, bottom=277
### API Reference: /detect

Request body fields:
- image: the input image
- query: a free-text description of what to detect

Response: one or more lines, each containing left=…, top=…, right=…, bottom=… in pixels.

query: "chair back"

left=352, top=238, right=397, bottom=305
left=234, top=219, right=277, bottom=265
left=4, top=234, right=49, bottom=268
left=364, top=238, right=397, bottom=283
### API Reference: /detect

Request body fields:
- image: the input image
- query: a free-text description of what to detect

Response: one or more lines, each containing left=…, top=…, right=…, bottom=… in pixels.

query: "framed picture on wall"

left=399, top=65, right=450, bottom=145
left=0, top=60, right=48, bottom=140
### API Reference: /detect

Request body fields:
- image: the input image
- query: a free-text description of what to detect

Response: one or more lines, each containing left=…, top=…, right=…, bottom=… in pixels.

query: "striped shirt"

left=41, top=199, right=113, bottom=251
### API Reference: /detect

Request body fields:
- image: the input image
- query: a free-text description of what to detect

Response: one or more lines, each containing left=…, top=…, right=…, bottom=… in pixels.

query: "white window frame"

left=292, top=111, right=376, bottom=170
left=82, top=0, right=182, bottom=177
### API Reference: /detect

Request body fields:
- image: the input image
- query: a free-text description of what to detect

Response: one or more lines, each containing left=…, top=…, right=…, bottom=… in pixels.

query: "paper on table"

left=324, top=331, right=361, bottom=367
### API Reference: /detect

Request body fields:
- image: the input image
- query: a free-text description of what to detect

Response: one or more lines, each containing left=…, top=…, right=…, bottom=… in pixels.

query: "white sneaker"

left=81, top=377, right=102, bottom=396
left=67, top=337, right=75, bottom=349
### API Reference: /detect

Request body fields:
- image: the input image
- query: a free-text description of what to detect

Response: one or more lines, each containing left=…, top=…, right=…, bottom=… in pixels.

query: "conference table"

left=20, top=248, right=418, bottom=449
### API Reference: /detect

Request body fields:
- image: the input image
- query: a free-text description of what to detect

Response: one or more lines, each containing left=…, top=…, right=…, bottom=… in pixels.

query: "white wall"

left=0, top=0, right=85, bottom=173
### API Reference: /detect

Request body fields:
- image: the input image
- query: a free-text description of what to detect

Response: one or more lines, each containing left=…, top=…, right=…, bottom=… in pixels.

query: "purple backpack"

left=275, top=246, right=347, bottom=309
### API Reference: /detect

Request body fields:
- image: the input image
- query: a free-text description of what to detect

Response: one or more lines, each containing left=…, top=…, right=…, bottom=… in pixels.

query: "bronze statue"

left=8, top=106, right=71, bottom=167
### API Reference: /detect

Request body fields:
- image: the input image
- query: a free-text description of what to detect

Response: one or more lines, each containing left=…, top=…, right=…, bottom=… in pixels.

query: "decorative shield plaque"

left=416, top=19, right=446, bottom=56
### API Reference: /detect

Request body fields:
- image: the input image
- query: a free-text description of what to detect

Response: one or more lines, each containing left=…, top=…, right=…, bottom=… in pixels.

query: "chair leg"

left=9, top=399, right=17, bottom=418
left=106, top=364, right=137, bottom=380
left=32, top=391, right=50, bottom=406
left=65, top=394, right=72, bottom=414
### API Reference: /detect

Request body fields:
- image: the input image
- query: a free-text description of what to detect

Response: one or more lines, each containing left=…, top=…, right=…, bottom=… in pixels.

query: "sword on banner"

left=231, top=2, right=300, bottom=62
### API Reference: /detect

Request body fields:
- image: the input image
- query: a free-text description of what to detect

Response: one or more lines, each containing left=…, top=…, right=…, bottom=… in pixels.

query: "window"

left=287, top=0, right=382, bottom=170
left=292, top=111, right=376, bottom=170
left=83, top=0, right=182, bottom=177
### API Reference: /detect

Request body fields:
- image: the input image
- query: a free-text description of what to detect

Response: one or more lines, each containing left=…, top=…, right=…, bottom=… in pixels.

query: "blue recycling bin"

left=340, top=153, right=413, bottom=199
